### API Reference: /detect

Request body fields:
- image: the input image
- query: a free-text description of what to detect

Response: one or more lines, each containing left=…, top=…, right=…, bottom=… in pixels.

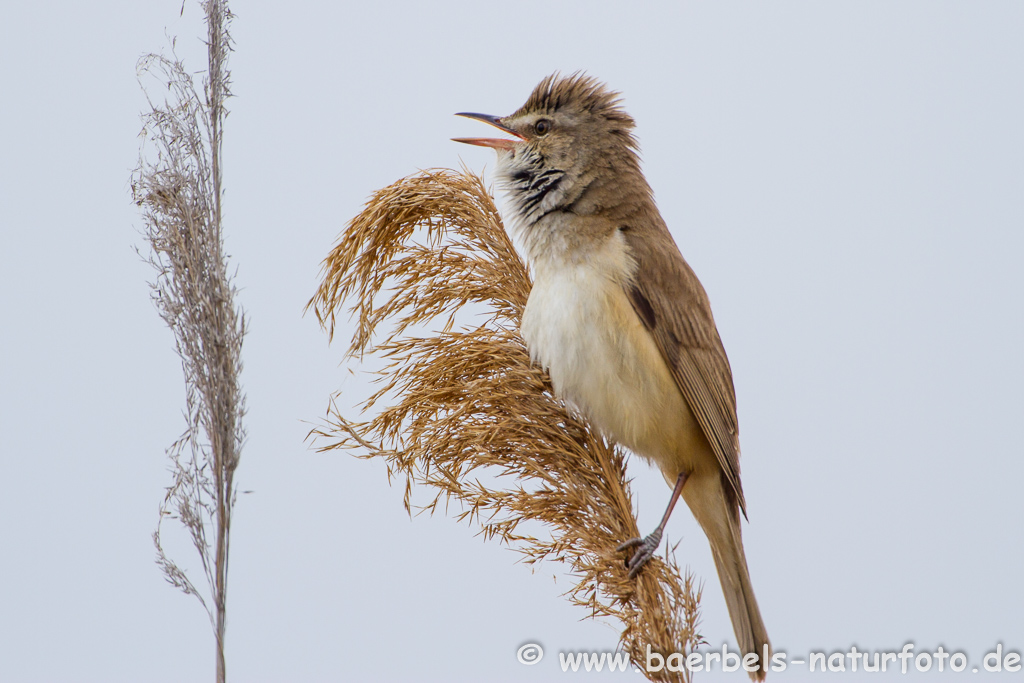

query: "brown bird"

left=454, top=74, right=770, bottom=679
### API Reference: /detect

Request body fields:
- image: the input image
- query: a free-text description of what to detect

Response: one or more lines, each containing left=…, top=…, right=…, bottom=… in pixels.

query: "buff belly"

left=521, top=245, right=713, bottom=483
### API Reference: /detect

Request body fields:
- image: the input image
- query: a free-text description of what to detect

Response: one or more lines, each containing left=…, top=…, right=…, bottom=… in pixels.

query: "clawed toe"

left=618, top=530, right=663, bottom=579
left=616, top=537, right=645, bottom=552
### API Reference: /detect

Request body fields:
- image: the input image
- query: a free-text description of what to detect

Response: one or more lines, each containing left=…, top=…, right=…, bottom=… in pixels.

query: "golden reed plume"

left=308, top=168, right=702, bottom=681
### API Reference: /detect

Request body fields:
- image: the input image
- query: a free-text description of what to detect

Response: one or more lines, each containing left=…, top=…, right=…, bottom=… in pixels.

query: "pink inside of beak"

left=451, top=137, right=519, bottom=150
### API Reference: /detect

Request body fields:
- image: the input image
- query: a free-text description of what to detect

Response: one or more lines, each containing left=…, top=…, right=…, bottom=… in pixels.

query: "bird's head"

left=454, top=73, right=641, bottom=222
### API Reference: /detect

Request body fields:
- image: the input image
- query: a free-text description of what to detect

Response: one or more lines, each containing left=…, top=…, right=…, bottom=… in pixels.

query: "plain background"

left=1, top=1, right=1021, bottom=681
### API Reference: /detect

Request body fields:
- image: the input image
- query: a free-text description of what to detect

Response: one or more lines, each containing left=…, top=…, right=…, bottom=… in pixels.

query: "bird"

left=453, top=73, right=770, bottom=679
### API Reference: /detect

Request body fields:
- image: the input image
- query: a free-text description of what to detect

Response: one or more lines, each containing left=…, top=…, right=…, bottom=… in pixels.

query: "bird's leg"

left=617, top=471, right=688, bottom=579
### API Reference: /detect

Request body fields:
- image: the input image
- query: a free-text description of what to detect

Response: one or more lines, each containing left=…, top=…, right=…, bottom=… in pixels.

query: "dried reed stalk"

left=309, top=168, right=703, bottom=681
left=132, top=2, right=240, bottom=681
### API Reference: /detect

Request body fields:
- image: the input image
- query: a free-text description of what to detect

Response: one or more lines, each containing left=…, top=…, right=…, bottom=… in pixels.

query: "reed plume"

left=132, top=2, right=240, bottom=681
left=309, top=168, right=702, bottom=680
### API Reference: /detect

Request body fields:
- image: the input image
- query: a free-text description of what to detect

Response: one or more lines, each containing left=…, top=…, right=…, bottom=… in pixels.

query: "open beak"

left=452, top=112, right=523, bottom=150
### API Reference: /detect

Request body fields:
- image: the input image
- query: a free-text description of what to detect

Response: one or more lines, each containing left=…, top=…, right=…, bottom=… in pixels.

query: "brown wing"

left=620, top=222, right=746, bottom=517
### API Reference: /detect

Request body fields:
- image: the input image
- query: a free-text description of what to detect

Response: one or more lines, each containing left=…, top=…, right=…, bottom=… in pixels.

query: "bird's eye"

left=534, top=119, right=552, bottom=136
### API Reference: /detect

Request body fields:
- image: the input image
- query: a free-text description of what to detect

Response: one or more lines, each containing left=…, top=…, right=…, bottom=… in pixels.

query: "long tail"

left=684, top=471, right=771, bottom=681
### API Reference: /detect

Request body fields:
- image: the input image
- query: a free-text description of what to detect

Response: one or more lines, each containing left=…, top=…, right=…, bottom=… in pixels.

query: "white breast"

left=520, top=229, right=695, bottom=476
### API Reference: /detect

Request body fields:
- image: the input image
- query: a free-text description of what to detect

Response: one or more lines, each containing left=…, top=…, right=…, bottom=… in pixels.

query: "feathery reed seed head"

left=309, top=169, right=702, bottom=680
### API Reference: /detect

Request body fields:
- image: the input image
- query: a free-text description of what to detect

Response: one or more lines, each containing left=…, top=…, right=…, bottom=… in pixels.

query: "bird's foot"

left=616, top=528, right=664, bottom=579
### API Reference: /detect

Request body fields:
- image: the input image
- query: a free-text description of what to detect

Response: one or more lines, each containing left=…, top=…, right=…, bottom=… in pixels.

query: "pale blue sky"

left=1, top=2, right=1021, bottom=681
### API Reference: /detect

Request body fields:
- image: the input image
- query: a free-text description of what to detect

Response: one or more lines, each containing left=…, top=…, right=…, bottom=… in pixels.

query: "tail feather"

left=684, top=471, right=770, bottom=681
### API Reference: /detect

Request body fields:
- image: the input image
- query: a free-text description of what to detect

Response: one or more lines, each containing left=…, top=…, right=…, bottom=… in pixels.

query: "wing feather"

left=621, top=224, right=746, bottom=516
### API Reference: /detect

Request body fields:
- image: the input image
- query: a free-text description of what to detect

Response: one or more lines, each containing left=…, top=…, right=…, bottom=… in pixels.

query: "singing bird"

left=454, top=74, right=769, bottom=678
